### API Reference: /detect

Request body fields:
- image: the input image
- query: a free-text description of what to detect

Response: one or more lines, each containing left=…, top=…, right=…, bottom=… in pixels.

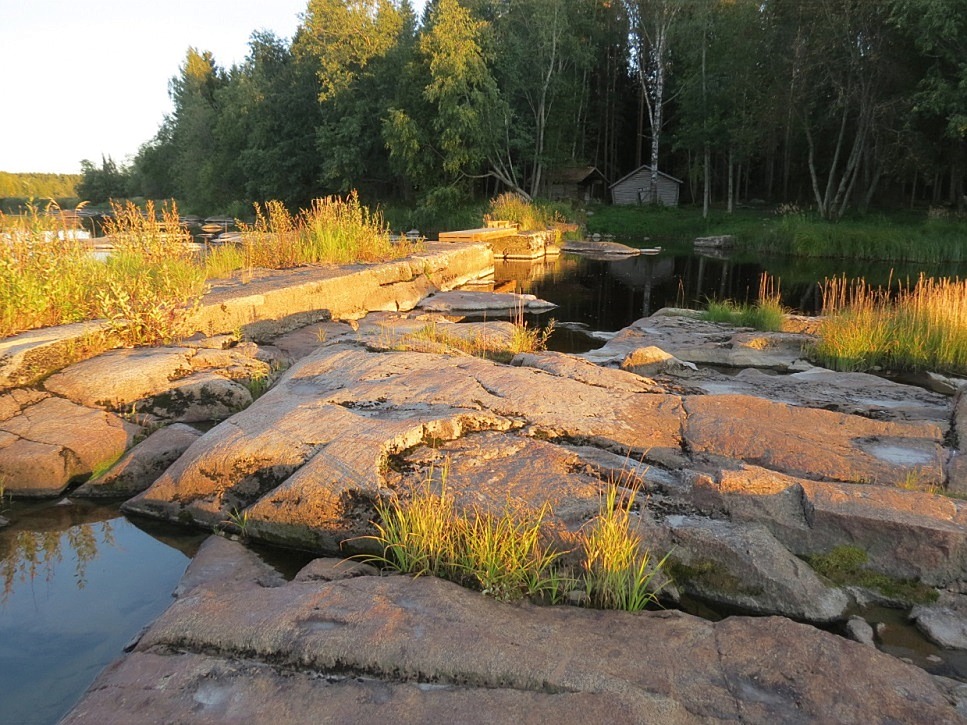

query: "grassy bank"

left=0, top=193, right=417, bottom=343
left=586, top=205, right=967, bottom=262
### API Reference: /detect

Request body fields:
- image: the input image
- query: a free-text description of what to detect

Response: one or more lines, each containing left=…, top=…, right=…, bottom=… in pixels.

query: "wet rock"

left=845, top=616, right=876, bottom=647
left=912, top=593, right=967, bottom=650
left=683, top=394, right=945, bottom=486
left=65, top=538, right=963, bottom=724
left=0, top=396, right=140, bottom=496
left=665, top=516, right=849, bottom=622
left=172, top=536, right=285, bottom=597
left=74, top=423, right=203, bottom=498
left=560, top=239, right=640, bottom=257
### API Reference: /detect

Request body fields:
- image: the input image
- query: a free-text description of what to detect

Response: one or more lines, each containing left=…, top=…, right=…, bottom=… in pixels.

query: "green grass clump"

left=360, top=474, right=667, bottom=611
left=807, top=545, right=938, bottom=605
left=483, top=192, right=582, bottom=241
left=702, top=273, right=785, bottom=332
left=581, top=485, right=668, bottom=611
left=811, top=274, right=967, bottom=374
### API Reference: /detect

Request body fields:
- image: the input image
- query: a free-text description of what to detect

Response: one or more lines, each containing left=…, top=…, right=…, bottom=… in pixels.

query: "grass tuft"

left=703, top=273, right=785, bottom=332
left=581, top=485, right=668, bottom=612
left=812, top=274, right=967, bottom=374
left=358, top=469, right=667, bottom=610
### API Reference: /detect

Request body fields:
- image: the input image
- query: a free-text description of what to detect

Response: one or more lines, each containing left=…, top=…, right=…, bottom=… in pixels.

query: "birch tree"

left=624, top=0, right=686, bottom=204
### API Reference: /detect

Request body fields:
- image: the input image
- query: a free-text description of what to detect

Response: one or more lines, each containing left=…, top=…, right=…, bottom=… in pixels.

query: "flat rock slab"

left=685, top=367, right=952, bottom=430
left=64, top=537, right=963, bottom=724
left=683, top=394, right=945, bottom=487
left=561, top=239, right=640, bottom=256
left=585, top=310, right=814, bottom=372
left=0, top=395, right=140, bottom=496
left=417, top=290, right=557, bottom=313
left=124, top=342, right=686, bottom=550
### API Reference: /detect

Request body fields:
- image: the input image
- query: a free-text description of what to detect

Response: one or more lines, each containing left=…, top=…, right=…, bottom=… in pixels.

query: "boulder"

left=665, top=516, right=850, bottom=622
left=0, top=395, right=140, bottom=496
left=620, top=346, right=697, bottom=377
left=845, top=616, right=876, bottom=647
left=74, top=424, right=203, bottom=498
left=64, top=538, right=963, bottom=724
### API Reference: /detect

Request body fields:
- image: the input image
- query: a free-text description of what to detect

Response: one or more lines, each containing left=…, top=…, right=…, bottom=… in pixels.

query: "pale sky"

left=0, top=0, right=424, bottom=175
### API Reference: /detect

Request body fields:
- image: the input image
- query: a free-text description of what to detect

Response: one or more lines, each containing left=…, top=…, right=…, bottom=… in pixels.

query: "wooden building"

left=609, top=164, right=682, bottom=206
left=545, top=166, right=609, bottom=203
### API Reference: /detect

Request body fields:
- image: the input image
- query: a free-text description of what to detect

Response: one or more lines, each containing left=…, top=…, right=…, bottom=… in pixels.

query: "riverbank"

left=5, top=243, right=967, bottom=721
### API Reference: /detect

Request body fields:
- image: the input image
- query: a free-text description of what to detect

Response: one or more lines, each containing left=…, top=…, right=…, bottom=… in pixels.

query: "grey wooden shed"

left=609, top=164, right=682, bottom=206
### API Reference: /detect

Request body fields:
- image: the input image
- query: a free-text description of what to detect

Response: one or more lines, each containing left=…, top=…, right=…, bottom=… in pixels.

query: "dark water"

left=0, top=499, right=205, bottom=724
left=493, top=246, right=967, bottom=352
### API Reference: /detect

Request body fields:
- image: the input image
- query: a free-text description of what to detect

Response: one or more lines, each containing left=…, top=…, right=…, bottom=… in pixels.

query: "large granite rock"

left=124, top=342, right=686, bottom=550
left=63, top=537, right=963, bottom=724
left=0, top=393, right=140, bottom=496
left=43, top=345, right=271, bottom=424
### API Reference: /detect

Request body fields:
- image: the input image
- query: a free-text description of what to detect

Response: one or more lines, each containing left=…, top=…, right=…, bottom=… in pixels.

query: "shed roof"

left=609, top=164, right=683, bottom=188
left=548, top=166, right=608, bottom=185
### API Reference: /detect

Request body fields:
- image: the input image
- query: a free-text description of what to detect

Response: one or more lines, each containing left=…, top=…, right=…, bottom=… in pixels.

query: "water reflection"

left=0, top=499, right=204, bottom=724
left=493, top=247, right=967, bottom=344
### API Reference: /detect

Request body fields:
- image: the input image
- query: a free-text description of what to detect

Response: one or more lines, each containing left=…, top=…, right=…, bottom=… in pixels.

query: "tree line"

left=79, top=0, right=965, bottom=220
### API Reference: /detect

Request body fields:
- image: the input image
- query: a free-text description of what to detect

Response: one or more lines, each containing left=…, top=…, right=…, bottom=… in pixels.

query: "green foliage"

left=77, top=156, right=129, bottom=204
left=703, top=274, right=785, bottom=332
left=0, top=172, right=80, bottom=200
left=807, top=545, right=938, bottom=605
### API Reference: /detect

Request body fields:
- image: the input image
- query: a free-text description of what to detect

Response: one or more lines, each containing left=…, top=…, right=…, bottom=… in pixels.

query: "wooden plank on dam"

left=439, top=227, right=516, bottom=243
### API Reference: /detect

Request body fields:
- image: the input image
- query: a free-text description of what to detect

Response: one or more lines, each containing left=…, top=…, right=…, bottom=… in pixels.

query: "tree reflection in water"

left=1, top=520, right=115, bottom=601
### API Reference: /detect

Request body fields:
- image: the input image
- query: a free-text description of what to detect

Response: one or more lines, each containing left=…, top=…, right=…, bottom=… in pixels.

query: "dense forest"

left=78, top=0, right=966, bottom=219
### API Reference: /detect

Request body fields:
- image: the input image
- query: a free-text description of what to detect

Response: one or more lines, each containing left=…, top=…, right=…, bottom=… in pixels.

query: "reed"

left=703, top=273, right=785, bottom=332
left=812, top=274, right=967, bottom=374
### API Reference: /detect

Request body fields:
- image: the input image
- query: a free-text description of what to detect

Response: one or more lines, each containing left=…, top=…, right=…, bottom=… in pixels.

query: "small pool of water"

left=0, top=498, right=206, bottom=724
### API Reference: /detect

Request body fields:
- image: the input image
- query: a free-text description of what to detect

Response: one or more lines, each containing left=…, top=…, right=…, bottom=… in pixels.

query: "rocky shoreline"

left=3, top=247, right=967, bottom=720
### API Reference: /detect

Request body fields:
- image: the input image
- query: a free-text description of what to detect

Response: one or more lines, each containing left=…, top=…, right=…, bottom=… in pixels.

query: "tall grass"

left=1, top=193, right=420, bottom=344
left=812, top=274, right=967, bottom=374
left=484, top=192, right=582, bottom=241
left=703, top=273, right=785, bottom=332
left=206, top=192, right=416, bottom=277
left=359, top=472, right=667, bottom=610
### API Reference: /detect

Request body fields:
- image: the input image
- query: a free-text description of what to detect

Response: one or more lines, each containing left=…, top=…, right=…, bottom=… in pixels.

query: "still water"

left=2, top=245, right=966, bottom=722
left=0, top=500, right=205, bottom=724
